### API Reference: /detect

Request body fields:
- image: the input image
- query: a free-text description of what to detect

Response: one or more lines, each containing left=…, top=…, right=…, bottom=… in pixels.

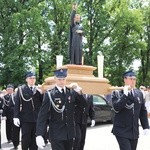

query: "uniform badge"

left=54, top=98, right=61, bottom=104
left=55, top=98, right=61, bottom=101
left=68, top=96, right=71, bottom=103
left=55, top=90, right=59, bottom=93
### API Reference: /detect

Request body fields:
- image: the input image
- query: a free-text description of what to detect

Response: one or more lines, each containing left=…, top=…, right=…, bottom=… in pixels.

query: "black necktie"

left=30, top=87, right=33, bottom=94
left=131, top=90, right=134, bottom=97
left=61, top=88, right=65, bottom=94
left=61, top=88, right=65, bottom=99
left=129, top=90, right=134, bottom=100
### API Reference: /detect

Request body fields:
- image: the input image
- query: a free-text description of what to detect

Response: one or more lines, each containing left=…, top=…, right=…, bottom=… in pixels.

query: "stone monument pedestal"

left=41, top=64, right=113, bottom=95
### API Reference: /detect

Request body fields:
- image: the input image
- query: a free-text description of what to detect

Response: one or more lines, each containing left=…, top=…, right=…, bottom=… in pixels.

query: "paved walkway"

left=1, top=120, right=150, bottom=150
left=0, top=120, right=51, bottom=150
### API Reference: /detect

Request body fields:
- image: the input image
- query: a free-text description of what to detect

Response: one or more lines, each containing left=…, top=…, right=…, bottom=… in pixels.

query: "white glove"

left=13, top=118, right=20, bottom=127
left=90, top=120, right=95, bottom=127
left=143, top=129, right=150, bottom=136
left=123, top=85, right=130, bottom=96
left=74, top=86, right=82, bottom=92
left=36, top=136, right=45, bottom=149
left=2, top=116, right=7, bottom=120
left=69, top=83, right=82, bottom=92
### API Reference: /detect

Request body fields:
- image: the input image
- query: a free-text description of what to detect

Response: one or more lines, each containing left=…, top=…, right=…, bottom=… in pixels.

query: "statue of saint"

left=69, top=4, right=83, bottom=65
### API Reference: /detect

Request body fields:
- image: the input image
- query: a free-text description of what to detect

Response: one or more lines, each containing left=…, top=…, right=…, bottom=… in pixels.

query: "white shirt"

left=56, top=85, right=66, bottom=93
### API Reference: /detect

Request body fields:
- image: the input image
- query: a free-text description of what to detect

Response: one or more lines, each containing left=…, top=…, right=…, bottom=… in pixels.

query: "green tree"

left=137, top=3, right=150, bottom=86
left=0, top=0, right=149, bottom=89
left=103, top=0, right=147, bottom=86
left=0, top=0, right=52, bottom=86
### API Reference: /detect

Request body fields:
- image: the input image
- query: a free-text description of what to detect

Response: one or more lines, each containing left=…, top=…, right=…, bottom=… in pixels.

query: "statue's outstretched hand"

left=72, top=4, right=77, bottom=10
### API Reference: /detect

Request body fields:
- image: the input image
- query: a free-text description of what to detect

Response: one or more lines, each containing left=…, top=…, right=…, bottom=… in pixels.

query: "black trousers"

left=73, top=123, right=87, bottom=150
left=51, top=139, right=73, bottom=150
left=12, top=124, right=20, bottom=147
left=21, top=122, right=37, bottom=150
left=6, top=118, right=13, bottom=141
left=115, top=136, right=138, bottom=150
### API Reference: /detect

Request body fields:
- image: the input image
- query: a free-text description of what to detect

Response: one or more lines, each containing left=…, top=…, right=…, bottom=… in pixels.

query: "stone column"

left=97, top=52, right=104, bottom=78
left=56, top=55, right=63, bottom=69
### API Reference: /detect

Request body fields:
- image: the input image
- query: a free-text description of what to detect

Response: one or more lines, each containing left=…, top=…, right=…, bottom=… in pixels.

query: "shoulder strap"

left=47, top=90, right=52, bottom=111
left=11, top=94, right=15, bottom=105
left=18, top=86, right=35, bottom=111
left=111, top=90, right=121, bottom=113
left=18, top=87, right=23, bottom=111
left=47, top=90, right=65, bottom=113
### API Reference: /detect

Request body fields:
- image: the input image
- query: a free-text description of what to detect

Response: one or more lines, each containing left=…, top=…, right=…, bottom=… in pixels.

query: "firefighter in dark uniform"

left=0, top=91, right=4, bottom=110
left=0, top=91, right=5, bottom=120
left=36, top=68, right=87, bottom=150
left=111, top=70, right=149, bottom=150
left=9, top=88, right=20, bottom=149
left=13, top=71, right=43, bottom=150
left=2, top=84, right=15, bottom=143
left=73, top=94, right=95, bottom=150
left=0, top=92, right=4, bottom=149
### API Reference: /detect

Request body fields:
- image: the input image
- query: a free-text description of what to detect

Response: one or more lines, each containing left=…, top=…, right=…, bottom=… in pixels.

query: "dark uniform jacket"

left=2, top=94, right=15, bottom=120
left=14, top=84, right=43, bottom=123
left=9, top=93, right=18, bottom=121
left=0, top=97, right=4, bottom=110
left=36, top=87, right=87, bottom=141
left=111, top=89, right=149, bottom=139
left=74, top=94, right=95, bottom=124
